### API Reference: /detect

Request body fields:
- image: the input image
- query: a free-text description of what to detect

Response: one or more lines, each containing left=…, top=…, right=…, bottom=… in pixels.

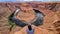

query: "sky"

left=0, top=0, right=60, bottom=2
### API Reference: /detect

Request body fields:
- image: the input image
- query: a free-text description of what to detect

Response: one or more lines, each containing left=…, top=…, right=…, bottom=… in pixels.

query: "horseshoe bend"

left=0, top=2, right=60, bottom=34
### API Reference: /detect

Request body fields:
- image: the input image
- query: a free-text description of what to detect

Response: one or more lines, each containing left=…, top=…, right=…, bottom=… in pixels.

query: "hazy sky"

left=0, top=0, right=60, bottom=2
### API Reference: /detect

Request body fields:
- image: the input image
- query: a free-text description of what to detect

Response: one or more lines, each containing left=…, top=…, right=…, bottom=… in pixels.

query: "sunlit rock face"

left=0, top=2, right=60, bottom=34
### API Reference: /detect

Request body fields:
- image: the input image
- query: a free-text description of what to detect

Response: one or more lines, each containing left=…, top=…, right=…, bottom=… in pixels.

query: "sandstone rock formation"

left=16, top=4, right=37, bottom=23
left=14, top=25, right=53, bottom=34
left=0, top=2, right=60, bottom=34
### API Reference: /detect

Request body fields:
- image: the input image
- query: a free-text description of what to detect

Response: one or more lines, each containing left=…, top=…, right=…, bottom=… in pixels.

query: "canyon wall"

left=0, top=2, right=60, bottom=34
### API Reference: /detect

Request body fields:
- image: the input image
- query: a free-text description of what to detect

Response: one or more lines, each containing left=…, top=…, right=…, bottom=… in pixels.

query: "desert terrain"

left=0, top=2, right=60, bottom=34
